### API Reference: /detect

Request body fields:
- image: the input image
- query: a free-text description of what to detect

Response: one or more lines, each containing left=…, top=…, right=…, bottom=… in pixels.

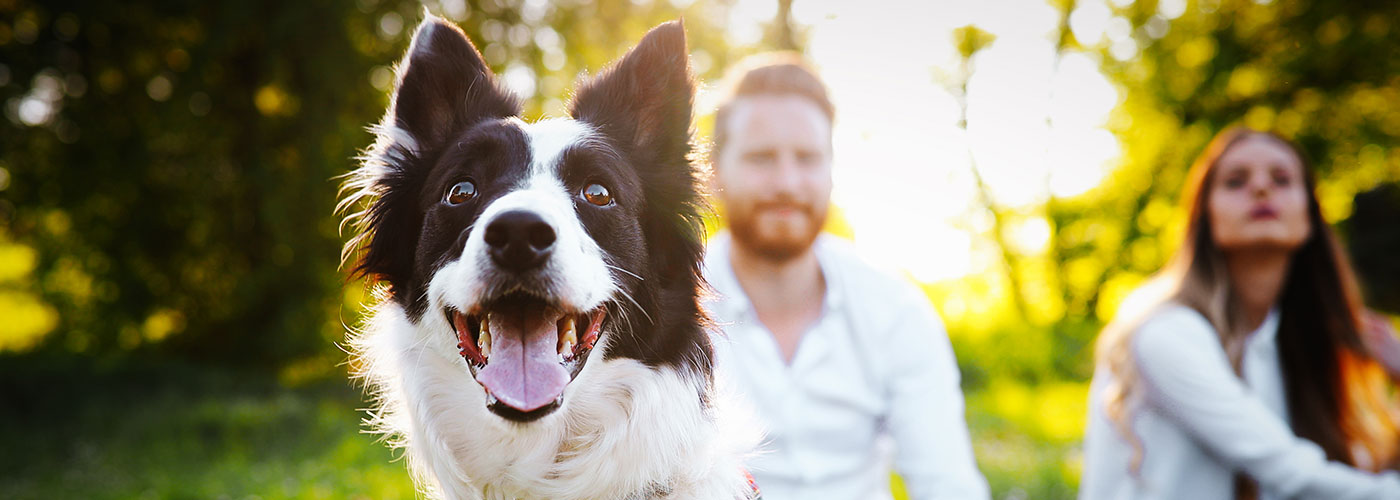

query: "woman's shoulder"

left=1129, top=303, right=1240, bottom=405
left=1141, top=303, right=1214, bottom=331
left=1132, top=303, right=1221, bottom=360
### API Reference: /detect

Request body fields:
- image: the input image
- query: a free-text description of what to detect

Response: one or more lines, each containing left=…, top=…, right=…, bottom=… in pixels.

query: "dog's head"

left=342, top=16, right=709, bottom=422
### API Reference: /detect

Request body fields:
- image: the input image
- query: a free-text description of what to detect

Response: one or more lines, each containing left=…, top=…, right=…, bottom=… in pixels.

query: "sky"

left=439, top=0, right=1146, bottom=283
left=714, top=0, right=1133, bottom=282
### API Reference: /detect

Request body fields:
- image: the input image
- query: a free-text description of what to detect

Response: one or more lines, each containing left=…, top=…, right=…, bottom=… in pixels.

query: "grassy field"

left=0, top=360, right=1077, bottom=499
left=0, top=360, right=413, bottom=500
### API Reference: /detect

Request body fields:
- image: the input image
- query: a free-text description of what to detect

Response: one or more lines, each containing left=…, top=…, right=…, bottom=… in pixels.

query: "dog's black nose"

left=484, top=210, right=556, bottom=272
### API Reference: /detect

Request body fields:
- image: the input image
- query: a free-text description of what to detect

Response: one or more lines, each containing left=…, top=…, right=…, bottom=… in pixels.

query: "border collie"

left=338, top=15, right=755, bottom=500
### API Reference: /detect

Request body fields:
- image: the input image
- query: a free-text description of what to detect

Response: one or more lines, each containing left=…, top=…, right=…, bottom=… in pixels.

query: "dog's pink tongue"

left=477, top=312, right=569, bottom=412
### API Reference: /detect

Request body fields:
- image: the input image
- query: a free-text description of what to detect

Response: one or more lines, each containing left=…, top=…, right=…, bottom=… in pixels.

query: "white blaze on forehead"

left=425, top=116, right=615, bottom=315
left=516, top=117, right=597, bottom=179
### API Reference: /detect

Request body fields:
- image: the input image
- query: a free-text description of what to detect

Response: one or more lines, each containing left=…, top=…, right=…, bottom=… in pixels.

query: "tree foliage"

left=922, top=3, right=1400, bottom=496
left=0, top=0, right=750, bottom=366
left=982, top=0, right=1400, bottom=385
left=1095, top=0, right=1400, bottom=312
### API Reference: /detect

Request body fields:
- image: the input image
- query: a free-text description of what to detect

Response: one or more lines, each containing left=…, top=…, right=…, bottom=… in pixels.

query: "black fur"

left=570, top=21, right=714, bottom=373
left=351, top=18, right=521, bottom=319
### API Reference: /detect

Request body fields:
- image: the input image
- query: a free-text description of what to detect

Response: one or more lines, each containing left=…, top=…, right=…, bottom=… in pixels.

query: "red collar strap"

left=743, top=469, right=762, bottom=499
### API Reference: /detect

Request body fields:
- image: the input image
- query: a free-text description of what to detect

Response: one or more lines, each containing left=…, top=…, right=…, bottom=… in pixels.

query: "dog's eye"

left=582, top=183, right=613, bottom=207
left=445, top=180, right=477, bottom=205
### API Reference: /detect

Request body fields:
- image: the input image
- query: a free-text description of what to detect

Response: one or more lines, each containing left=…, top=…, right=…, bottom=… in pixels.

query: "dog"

left=338, top=15, right=755, bottom=500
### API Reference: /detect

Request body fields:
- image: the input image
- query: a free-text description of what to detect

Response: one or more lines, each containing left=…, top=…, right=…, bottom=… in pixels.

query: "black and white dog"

left=339, top=15, right=754, bottom=500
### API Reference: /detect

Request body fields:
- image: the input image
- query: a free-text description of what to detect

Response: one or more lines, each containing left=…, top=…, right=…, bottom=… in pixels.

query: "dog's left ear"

left=571, top=21, right=706, bottom=292
left=570, top=21, right=695, bottom=163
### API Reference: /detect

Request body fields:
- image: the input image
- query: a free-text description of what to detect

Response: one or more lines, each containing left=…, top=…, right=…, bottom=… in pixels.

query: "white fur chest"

left=352, top=304, right=754, bottom=500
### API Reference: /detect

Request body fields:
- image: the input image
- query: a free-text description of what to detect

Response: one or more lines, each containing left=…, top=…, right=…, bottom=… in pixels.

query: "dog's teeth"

left=486, top=393, right=498, bottom=406
left=559, top=317, right=577, bottom=355
left=478, top=317, right=492, bottom=358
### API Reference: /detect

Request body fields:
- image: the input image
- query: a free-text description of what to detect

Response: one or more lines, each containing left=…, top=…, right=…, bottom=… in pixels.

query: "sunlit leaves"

left=954, top=24, right=997, bottom=59
left=0, top=241, right=56, bottom=352
left=0, top=0, right=751, bottom=364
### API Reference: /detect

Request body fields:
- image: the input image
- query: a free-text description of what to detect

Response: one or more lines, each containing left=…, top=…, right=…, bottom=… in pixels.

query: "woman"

left=1081, top=127, right=1400, bottom=500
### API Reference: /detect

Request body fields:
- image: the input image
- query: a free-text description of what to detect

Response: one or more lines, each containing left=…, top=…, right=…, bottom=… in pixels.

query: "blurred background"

left=2, top=0, right=1398, bottom=498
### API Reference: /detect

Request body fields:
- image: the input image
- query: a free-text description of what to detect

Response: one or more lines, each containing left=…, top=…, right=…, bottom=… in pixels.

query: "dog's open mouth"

left=445, top=293, right=605, bottom=421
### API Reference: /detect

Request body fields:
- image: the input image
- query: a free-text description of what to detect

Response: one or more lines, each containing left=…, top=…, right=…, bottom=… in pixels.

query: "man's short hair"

left=711, top=52, right=834, bottom=160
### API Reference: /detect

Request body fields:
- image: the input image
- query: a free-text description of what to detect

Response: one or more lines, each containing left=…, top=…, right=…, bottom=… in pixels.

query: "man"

left=704, top=54, right=990, bottom=500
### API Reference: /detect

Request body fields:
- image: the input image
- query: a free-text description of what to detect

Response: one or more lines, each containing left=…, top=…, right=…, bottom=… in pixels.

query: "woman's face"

left=1207, top=135, right=1312, bottom=254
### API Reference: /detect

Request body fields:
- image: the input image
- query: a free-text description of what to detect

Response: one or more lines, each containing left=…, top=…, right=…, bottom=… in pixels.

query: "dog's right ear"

left=389, top=15, right=520, bottom=150
left=340, top=16, right=519, bottom=315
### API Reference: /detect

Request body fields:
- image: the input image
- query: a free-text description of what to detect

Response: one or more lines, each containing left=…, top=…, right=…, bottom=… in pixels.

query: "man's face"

left=714, top=94, right=833, bottom=261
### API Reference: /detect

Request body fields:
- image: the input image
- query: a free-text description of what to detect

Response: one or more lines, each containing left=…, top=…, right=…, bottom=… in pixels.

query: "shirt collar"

left=705, top=231, right=843, bottom=320
left=812, top=235, right=845, bottom=312
left=1252, top=307, right=1280, bottom=341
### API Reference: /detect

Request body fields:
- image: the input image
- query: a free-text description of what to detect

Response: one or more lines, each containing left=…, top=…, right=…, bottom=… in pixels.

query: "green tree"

left=0, top=0, right=750, bottom=368
left=978, top=0, right=1400, bottom=386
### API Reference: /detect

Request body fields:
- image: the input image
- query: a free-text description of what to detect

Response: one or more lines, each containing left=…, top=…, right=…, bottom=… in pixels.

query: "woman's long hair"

left=1095, top=126, right=1400, bottom=474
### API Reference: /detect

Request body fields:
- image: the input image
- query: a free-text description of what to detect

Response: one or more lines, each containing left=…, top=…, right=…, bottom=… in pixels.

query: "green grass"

left=0, top=360, right=416, bottom=500
left=0, top=361, right=1076, bottom=499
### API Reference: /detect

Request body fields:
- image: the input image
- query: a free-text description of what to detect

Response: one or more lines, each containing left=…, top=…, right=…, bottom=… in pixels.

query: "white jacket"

left=1081, top=305, right=1400, bottom=500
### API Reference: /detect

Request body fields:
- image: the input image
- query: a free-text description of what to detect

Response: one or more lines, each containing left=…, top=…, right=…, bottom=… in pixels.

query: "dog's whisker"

left=409, top=322, right=435, bottom=374
left=605, top=301, right=641, bottom=351
left=605, top=263, right=644, bottom=282
left=613, top=287, right=653, bottom=326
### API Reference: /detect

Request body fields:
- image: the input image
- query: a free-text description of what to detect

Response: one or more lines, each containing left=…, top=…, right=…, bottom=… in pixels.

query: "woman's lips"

left=1249, top=205, right=1279, bottom=220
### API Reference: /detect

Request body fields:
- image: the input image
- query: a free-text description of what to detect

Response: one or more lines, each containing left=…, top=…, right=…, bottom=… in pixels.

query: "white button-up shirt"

left=1081, top=305, right=1400, bottom=500
left=704, top=232, right=989, bottom=500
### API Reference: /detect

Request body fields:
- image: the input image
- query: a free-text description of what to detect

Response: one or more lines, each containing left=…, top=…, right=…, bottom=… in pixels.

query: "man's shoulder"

left=816, top=235, right=922, bottom=302
left=702, top=232, right=740, bottom=275
left=818, top=237, right=954, bottom=375
left=700, top=232, right=736, bottom=292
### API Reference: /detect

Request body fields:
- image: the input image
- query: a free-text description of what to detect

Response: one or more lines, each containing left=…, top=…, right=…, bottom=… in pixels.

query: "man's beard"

left=727, top=199, right=828, bottom=262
